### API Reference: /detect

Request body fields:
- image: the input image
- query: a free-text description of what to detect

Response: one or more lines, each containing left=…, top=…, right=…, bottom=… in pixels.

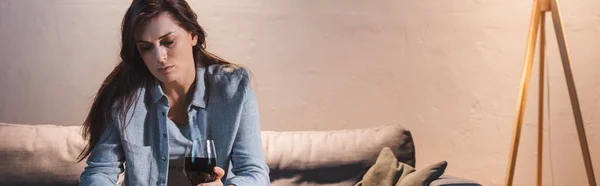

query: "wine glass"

left=183, top=139, right=217, bottom=185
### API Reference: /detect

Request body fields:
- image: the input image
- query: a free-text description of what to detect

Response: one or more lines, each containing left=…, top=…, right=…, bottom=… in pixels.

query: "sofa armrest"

left=430, top=175, right=481, bottom=186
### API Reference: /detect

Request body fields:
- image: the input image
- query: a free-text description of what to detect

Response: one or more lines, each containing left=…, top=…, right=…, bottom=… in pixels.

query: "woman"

left=78, top=0, right=269, bottom=185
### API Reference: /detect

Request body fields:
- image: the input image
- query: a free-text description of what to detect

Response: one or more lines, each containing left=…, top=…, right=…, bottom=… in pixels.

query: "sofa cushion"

left=262, top=125, right=415, bottom=186
left=429, top=175, right=482, bottom=186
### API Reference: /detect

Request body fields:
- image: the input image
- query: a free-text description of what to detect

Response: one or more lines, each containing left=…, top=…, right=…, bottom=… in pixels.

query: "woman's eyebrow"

left=136, top=32, right=174, bottom=43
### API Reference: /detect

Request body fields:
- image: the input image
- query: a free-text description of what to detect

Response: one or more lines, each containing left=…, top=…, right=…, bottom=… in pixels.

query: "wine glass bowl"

left=183, top=139, right=217, bottom=185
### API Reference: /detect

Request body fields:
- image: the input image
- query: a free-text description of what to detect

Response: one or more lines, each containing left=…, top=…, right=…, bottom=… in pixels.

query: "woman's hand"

left=196, top=166, right=227, bottom=186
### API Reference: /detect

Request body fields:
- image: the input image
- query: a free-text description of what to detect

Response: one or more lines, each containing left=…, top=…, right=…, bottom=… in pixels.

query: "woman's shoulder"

left=204, top=63, right=253, bottom=99
left=205, top=63, right=251, bottom=87
left=206, top=63, right=250, bottom=80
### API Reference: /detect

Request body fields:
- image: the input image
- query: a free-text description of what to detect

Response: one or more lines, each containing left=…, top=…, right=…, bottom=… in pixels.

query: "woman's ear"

left=191, top=33, right=198, bottom=47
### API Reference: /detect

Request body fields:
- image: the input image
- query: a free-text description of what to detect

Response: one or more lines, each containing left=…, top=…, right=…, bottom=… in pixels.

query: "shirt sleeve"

left=224, top=72, right=270, bottom=186
left=79, top=119, right=125, bottom=186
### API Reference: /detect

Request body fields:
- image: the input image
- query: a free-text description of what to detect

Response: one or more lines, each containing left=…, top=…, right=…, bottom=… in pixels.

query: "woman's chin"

left=155, top=74, right=178, bottom=84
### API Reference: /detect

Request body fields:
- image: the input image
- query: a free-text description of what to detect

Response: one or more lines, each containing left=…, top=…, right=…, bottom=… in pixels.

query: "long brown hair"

left=78, top=0, right=230, bottom=162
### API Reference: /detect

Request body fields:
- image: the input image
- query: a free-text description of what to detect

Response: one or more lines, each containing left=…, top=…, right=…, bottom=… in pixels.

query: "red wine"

left=184, top=157, right=217, bottom=185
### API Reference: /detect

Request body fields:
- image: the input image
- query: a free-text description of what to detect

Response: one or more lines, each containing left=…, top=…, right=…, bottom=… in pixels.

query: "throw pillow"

left=355, top=147, right=415, bottom=186
left=397, top=160, right=447, bottom=186
left=356, top=147, right=448, bottom=186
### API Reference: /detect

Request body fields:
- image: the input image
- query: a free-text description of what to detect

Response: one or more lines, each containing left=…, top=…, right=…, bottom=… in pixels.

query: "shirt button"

left=161, top=111, right=165, bottom=116
left=158, top=179, right=165, bottom=184
left=163, top=133, right=167, bottom=138
left=161, top=156, right=167, bottom=161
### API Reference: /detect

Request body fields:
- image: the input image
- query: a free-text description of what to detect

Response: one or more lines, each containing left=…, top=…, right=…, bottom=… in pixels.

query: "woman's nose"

left=155, top=47, right=167, bottom=64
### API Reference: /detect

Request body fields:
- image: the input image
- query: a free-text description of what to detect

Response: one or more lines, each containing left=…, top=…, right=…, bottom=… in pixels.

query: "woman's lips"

left=157, top=65, right=173, bottom=74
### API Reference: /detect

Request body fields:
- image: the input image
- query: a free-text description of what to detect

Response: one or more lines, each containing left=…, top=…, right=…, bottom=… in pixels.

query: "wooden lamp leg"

left=537, top=11, right=546, bottom=186
left=549, top=0, right=597, bottom=185
left=505, top=0, right=542, bottom=185
left=537, top=1, right=550, bottom=184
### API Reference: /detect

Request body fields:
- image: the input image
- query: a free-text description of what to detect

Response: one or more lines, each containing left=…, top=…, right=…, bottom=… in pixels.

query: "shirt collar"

left=152, top=67, right=207, bottom=108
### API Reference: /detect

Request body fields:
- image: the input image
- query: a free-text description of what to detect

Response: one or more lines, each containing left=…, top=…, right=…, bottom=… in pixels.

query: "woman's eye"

left=162, top=40, right=174, bottom=46
left=139, top=45, right=152, bottom=51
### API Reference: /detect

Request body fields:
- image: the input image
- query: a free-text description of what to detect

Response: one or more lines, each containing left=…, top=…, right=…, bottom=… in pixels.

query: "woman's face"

left=135, top=12, right=198, bottom=84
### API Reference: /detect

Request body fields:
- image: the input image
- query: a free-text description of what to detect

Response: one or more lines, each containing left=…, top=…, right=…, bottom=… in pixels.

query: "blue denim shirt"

left=80, top=64, right=270, bottom=186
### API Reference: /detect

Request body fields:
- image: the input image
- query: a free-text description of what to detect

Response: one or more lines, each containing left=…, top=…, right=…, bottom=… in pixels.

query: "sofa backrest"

left=0, top=123, right=84, bottom=186
left=0, top=123, right=415, bottom=186
left=262, top=125, right=415, bottom=186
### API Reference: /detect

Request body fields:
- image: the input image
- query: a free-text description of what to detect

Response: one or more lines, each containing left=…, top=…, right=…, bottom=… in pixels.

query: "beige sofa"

left=0, top=122, right=480, bottom=186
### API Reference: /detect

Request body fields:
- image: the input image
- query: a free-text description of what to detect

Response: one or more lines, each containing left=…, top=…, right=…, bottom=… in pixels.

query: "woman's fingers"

left=196, top=167, right=226, bottom=186
left=213, top=166, right=225, bottom=180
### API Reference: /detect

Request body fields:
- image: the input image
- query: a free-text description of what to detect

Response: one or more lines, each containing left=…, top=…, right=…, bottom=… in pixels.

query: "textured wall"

left=1, top=0, right=599, bottom=185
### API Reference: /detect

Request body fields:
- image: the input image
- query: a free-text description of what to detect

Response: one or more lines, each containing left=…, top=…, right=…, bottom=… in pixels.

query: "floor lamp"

left=504, top=0, right=597, bottom=185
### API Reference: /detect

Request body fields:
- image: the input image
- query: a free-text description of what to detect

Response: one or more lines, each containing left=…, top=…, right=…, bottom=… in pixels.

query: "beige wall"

left=1, top=0, right=599, bottom=185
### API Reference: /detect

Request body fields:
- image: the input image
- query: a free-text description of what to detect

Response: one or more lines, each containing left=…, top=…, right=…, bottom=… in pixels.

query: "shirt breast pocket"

left=122, top=140, right=154, bottom=186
